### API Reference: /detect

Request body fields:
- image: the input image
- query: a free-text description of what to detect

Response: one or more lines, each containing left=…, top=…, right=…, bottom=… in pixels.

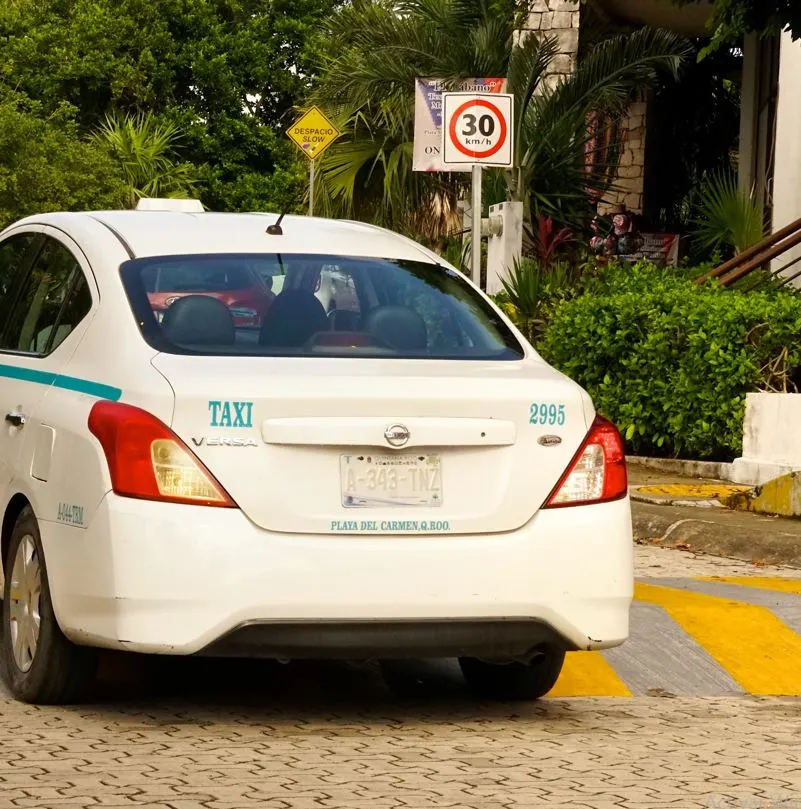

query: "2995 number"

left=530, top=403, right=566, bottom=426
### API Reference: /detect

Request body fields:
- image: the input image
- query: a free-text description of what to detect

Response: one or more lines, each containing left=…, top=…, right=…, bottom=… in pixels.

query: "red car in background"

left=144, top=261, right=276, bottom=327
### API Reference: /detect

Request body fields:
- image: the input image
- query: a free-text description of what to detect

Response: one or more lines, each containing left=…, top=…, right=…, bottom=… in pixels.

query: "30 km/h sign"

left=442, top=92, right=514, bottom=167
left=286, top=106, right=340, bottom=161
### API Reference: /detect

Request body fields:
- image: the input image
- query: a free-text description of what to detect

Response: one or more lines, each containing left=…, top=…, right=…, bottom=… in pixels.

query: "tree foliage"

left=0, top=0, right=334, bottom=226
left=673, top=0, right=801, bottom=54
left=0, top=94, right=124, bottom=228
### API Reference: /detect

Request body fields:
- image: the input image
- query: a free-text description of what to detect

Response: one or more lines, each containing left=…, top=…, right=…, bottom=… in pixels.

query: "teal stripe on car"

left=0, top=362, right=122, bottom=401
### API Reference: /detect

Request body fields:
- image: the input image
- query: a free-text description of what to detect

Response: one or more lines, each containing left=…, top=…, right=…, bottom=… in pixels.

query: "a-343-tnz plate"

left=340, top=453, right=442, bottom=508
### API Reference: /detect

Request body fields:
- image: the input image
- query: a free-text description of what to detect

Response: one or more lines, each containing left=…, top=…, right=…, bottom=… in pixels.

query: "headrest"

left=364, top=305, right=428, bottom=351
left=259, top=289, right=328, bottom=348
left=161, top=295, right=235, bottom=345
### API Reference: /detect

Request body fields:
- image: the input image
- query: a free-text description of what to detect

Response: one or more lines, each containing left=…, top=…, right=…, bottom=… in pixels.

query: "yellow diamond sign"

left=287, top=106, right=341, bottom=161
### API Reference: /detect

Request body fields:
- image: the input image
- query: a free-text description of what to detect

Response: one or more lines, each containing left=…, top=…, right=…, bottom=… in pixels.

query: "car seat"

left=364, top=305, right=428, bottom=351
left=162, top=295, right=236, bottom=345
left=259, top=289, right=329, bottom=348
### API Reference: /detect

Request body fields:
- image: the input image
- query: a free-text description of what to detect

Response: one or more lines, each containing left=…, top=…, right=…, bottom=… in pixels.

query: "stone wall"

left=598, top=99, right=648, bottom=215
left=518, top=0, right=581, bottom=89
left=517, top=1, right=649, bottom=215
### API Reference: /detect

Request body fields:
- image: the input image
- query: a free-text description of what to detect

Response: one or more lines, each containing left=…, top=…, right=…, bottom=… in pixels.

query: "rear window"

left=120, top=253, right=524, bottom=361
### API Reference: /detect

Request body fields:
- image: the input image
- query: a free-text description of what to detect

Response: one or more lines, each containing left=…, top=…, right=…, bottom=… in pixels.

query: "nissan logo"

left=384, top=424, right=410, bottom=448
left=538, top=435, right=562, bottom=447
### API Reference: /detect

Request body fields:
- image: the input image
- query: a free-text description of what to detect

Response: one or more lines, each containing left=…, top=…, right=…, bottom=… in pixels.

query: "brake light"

left=88, top=401, right=236, bottom=508
left=543, top=416, right=627, bottom=508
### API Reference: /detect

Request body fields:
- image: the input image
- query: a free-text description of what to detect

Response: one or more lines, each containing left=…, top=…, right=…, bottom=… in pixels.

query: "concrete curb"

left=632, top=500, right=801, bottom=569
left=628, top=455, right=733, bottom=481
left=631, top=492, right=723, bottom=508
left=724, top=471, right=801, bottom=519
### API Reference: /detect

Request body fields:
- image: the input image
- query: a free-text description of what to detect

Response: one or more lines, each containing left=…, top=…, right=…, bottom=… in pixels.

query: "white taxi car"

left=0, top=201, right=633, bottom=705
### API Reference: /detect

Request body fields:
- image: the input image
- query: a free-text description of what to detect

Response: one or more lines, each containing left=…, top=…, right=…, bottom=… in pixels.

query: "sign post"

left=309, top=162, right=315, bottom=217
left=471, top=165, right=482, bottom=286
left=442, top=91, right=514, bottom=288
left=286, top=105, right=341, bottom=217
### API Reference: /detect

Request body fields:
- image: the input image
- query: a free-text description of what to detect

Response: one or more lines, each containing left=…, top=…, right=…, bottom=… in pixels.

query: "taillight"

left=543, top=415, right=627, bottom=508
left=88, top=401, right=236, bottom=508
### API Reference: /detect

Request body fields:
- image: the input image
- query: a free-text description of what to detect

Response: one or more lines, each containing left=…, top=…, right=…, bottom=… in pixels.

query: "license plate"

left=340, top=453, right=442, bottom=508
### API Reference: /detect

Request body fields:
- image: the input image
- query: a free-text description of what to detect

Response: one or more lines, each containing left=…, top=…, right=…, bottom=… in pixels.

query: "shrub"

left=538, top=262, right=801, bottom=460
left=497, top=257, right=582, bottom=342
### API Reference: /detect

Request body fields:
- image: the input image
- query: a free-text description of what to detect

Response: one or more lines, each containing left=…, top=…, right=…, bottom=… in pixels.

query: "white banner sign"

left=413, top=77, right=507, bottom=172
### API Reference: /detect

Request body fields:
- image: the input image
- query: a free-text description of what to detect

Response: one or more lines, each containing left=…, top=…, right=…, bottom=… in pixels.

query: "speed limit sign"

left=442, top=92, right=514, bottom=167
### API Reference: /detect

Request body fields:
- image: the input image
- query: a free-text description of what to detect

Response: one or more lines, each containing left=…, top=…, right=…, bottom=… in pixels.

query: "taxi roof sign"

left=287, top=106, right=341, bottom=161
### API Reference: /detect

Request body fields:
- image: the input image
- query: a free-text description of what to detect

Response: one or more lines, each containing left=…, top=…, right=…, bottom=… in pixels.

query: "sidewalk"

left=628, top=462, right=801, bottom=569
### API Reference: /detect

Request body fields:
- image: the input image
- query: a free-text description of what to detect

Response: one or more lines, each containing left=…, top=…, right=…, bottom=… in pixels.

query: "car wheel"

left=0, top=507, right=97, bottom=704
left=459, top=648, right=566, bottom=701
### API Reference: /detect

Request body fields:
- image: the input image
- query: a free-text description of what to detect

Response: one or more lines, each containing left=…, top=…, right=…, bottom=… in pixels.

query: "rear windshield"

left=120, top=253, right=524, bottom=361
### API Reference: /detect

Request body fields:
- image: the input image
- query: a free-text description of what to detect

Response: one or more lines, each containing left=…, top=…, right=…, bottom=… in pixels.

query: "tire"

left=0, top=507, right=97, bottom=704
left=459, top=648, right=566, bottom=701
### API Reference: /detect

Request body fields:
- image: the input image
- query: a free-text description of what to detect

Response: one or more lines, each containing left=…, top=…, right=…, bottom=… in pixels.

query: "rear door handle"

left=5, top=412, right=26, bottom=427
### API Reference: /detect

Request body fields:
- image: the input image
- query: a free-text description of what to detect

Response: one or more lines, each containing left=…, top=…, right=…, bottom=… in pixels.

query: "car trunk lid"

left=151, top=354, right=592, bottom=534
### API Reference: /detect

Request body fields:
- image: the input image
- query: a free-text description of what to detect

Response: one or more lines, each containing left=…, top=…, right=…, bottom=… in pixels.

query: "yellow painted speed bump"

left=635, top=582, right=801, bottom=695
left=637, top=483, right=751, bottom=500
left=549, top=652, right=632, bottom=698
left=699, top=576, right=801, bottom=595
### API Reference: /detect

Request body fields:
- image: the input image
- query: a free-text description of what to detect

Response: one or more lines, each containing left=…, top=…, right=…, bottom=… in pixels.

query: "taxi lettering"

left=208, top=400, right=253, bottom=428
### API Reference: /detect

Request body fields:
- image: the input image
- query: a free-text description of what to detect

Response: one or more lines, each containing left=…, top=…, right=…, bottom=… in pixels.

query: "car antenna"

left=266, top=213, right=285, bottom=235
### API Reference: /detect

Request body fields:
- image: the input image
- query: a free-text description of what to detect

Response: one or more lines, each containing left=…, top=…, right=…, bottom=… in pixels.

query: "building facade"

left=522, top=0, right=799, bottom=277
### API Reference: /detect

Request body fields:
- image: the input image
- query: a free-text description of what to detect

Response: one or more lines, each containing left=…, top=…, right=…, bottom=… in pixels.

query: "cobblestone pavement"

left=1, top=547, right=801, bottom=809
left=634, top=545, right=801, bottom=579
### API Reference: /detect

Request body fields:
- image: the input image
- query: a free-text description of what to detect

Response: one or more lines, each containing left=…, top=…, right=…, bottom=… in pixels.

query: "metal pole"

left=471, top=164, right=482, bottom=287
left=309, top=160, right=315, bottom=217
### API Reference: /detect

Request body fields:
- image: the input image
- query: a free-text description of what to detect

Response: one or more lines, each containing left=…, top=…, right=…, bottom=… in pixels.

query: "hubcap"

left=8, top=535, right=41, bottom=673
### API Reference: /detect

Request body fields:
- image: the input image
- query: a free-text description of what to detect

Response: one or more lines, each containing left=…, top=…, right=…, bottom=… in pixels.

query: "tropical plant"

left=498, top=254, right=581, bottom=342
left=692, top=170, right=765, bottom=257
left=531, top=215, right=576, bottom=271
left=93, top=112, right=199, bottom=208
left=310, top=0, right=693, bottom=237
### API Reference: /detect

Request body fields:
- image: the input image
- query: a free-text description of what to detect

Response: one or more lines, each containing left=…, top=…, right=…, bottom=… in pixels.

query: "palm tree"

left=692, top=169, right=765, bottom=257
left=310, top=0, right=693, bottom=239
left=93, top=112, right=199, bottom=209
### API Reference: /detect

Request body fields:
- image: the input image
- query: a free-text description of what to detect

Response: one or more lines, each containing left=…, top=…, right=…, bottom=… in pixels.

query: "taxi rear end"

left=7, top=211, right=634, bottom=703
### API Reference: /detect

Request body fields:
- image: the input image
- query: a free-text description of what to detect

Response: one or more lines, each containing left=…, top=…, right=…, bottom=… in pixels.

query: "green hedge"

left=537, top=263, right=801, bottom=461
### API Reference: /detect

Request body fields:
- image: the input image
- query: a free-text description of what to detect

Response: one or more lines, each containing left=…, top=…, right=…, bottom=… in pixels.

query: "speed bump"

left=636, top=483, right=751, bottom=500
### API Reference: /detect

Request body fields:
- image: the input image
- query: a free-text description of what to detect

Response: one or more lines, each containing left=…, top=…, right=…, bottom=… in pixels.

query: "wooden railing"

left=695, top=215, right=801, bottom=288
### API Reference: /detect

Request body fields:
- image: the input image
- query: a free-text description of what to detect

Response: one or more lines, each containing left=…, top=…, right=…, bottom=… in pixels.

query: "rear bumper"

left=200, top=619, right=570, bottom=660
left=40, top=494, right=634, bottom=657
